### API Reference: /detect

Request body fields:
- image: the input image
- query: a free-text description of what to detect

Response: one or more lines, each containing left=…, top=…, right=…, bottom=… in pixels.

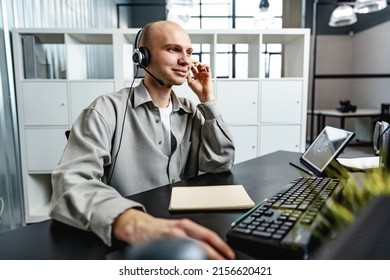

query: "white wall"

left=316, top=21, right=390, bottom=110
left=351, top=21, right=390, bottom=108
left=313, top=21, right=390, bottom=139
left=352, top=21, right=390, bottom=74
left=315, top=35, right=353, bottom=111
left=316, top=35, right=353, bottom=75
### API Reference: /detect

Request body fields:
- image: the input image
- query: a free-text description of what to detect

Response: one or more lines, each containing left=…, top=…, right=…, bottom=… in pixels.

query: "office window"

left=180, top=0, right=283, bottom=29
left=116, top=0, right=284, bottom=78
left=262, top=43, right=283, bottom=78
left=192, top=43, right=211, bottom=66
left=179, top=0, right=284, bottom=78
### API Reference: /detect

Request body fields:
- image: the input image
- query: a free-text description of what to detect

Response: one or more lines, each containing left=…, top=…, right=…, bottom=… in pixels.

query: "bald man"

left=50, top=21, right=235, bottom=260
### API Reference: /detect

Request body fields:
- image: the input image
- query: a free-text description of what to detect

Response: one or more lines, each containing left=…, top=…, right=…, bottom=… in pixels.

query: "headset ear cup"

left=139, top=46, right=150, bottom=68
left=132, top=49, right=142, bottom=65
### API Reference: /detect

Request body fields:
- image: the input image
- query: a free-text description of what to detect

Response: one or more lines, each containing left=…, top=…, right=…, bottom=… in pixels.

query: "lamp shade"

left=329, top=4, right=358, bottom=27
left=259, top=0, right=270, bottom=10
left=354, top=0, right=388, bottom=14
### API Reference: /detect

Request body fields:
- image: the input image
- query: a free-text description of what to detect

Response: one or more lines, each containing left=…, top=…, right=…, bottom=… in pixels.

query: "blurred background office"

left=1, top=0, right=389, bottom=234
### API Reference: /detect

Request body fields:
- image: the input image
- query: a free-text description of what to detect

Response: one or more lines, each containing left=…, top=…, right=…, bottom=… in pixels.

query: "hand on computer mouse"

left=112, top=208, right=236, bottom=260
left=117, top=238, right=207, bottom=260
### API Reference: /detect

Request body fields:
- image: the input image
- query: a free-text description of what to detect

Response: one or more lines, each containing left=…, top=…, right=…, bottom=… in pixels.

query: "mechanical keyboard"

left=226, top=177, right=343, bottom=259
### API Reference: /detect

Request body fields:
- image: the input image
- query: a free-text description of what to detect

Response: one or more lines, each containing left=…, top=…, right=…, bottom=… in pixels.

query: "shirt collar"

left=133, top=81, right=153, bottom=108
left=133, top=80, right=192, bottom=114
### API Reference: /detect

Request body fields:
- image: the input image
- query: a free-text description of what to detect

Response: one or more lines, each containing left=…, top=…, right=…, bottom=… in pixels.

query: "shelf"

left=12, top=28, right=310, bottom=223
left=27, top=203, right=51, bottom=224
left=66, top=33, right=114, bottom=79
left=19, top=33, right=66, bottom=79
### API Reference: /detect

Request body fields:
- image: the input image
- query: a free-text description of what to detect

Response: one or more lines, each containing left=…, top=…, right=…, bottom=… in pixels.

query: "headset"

left=132, top=28, right=165, bottom=86
left=132, top=28, right=150, bottom=68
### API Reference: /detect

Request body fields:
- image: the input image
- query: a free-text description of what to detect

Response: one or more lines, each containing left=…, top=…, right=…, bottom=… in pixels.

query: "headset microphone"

left=138, top=63, right=165, bottom=86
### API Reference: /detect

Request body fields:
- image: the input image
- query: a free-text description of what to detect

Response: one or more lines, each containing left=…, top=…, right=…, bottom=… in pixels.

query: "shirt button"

left=172, top=179, right=176, bottom=183
left=158, top=140, right=162, bottom=145
left=155, top=119, right=160, bottom=123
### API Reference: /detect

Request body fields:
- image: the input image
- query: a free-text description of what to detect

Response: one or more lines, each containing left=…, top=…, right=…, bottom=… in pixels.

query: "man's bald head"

left=139, top=21, right=189, bottom=50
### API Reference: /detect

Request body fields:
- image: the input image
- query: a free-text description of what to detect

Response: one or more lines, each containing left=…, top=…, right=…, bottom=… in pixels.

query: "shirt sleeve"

left=49, top=107, right=145, bottom=246
left=196, top=100, right=235, bottom=172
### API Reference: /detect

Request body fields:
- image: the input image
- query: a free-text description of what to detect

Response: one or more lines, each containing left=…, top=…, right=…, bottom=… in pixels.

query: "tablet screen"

left=300, top=126, right=355, bottom=175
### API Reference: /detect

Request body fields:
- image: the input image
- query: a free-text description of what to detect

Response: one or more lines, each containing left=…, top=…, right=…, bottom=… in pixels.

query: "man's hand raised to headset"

left=187, top=61, right=214, bottom=104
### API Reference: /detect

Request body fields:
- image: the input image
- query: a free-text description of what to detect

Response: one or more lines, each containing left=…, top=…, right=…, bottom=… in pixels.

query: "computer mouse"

left=107, top=238, right=207, bottom=260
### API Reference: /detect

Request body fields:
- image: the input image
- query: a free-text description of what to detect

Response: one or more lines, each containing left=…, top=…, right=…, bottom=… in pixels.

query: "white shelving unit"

left=12, top=28, right=310, bottom=223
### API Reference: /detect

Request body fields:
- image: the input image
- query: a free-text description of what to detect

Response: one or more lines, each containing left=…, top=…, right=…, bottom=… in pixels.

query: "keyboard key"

left=280, top=225, right=291, bottom=231
left=264, top=210, right=274, bottom=216
left=298, top=203, right=309, bottom=210
left=252, top=231, right=272, bottom=238
left=301, top=217, right=313, bottom=224
left=233, top=227, right=251, bottom=234
left=284, top=221, right=294, bottom=227
left=272, top=234, right=283, bottom=240
left=242, top=217, right=255, bottom=224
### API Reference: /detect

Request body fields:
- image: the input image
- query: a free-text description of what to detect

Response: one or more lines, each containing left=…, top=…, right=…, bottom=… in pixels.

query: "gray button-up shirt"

left=50, top=81, right=235, bottom=245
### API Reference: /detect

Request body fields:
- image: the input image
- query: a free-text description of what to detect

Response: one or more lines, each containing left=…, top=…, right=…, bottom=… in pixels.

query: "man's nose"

left=178, top=54, right=191, bottom=65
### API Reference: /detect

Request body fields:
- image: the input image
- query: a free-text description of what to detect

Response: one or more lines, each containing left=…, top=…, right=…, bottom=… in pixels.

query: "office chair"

left=373, top=104, right=390, bottom=156
left=65, top=130, right=70, bottom=140
left=381, top=103, right=390, bottom=123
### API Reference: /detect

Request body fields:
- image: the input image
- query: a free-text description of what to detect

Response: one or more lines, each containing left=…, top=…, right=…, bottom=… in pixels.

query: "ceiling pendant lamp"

left=255, top=0, right=273, bottom=29
left=259, top=0, right=270, bottom=11
left=354, top=0, right=388, bottom=14
left=329, top=4, right=358, bottom=27
left=328, top=0, right=388, bottom=27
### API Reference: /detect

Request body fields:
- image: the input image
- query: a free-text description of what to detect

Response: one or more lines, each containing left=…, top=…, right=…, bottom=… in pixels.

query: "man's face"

left=147, top=24, right=193, bottom=86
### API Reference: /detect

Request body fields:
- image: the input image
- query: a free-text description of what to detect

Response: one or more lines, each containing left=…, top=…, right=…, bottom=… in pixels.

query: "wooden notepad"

left=169, top=185, right=255, bottom=211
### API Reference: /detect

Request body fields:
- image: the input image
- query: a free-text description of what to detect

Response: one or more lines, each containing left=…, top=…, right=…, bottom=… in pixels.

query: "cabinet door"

left=260, top=125, right=301, bottom=156
left=216, top=80, right=258, bottom=124
left=25, top=128, right=68, bottom=171
left=22, top=82, right=68, bottom=125
left=70, top=81, right=115, bottom=123
left=261, top=80, right=302, bottom=123
left=229, top=126, right=258, bottom=163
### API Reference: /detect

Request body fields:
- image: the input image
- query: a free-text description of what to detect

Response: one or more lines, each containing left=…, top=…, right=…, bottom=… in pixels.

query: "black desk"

left=0, top=151, right=304, bottom=260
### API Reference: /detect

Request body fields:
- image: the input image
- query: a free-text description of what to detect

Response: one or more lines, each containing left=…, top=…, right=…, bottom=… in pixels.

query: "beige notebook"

left=169, top=185, right=255, bottom=211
